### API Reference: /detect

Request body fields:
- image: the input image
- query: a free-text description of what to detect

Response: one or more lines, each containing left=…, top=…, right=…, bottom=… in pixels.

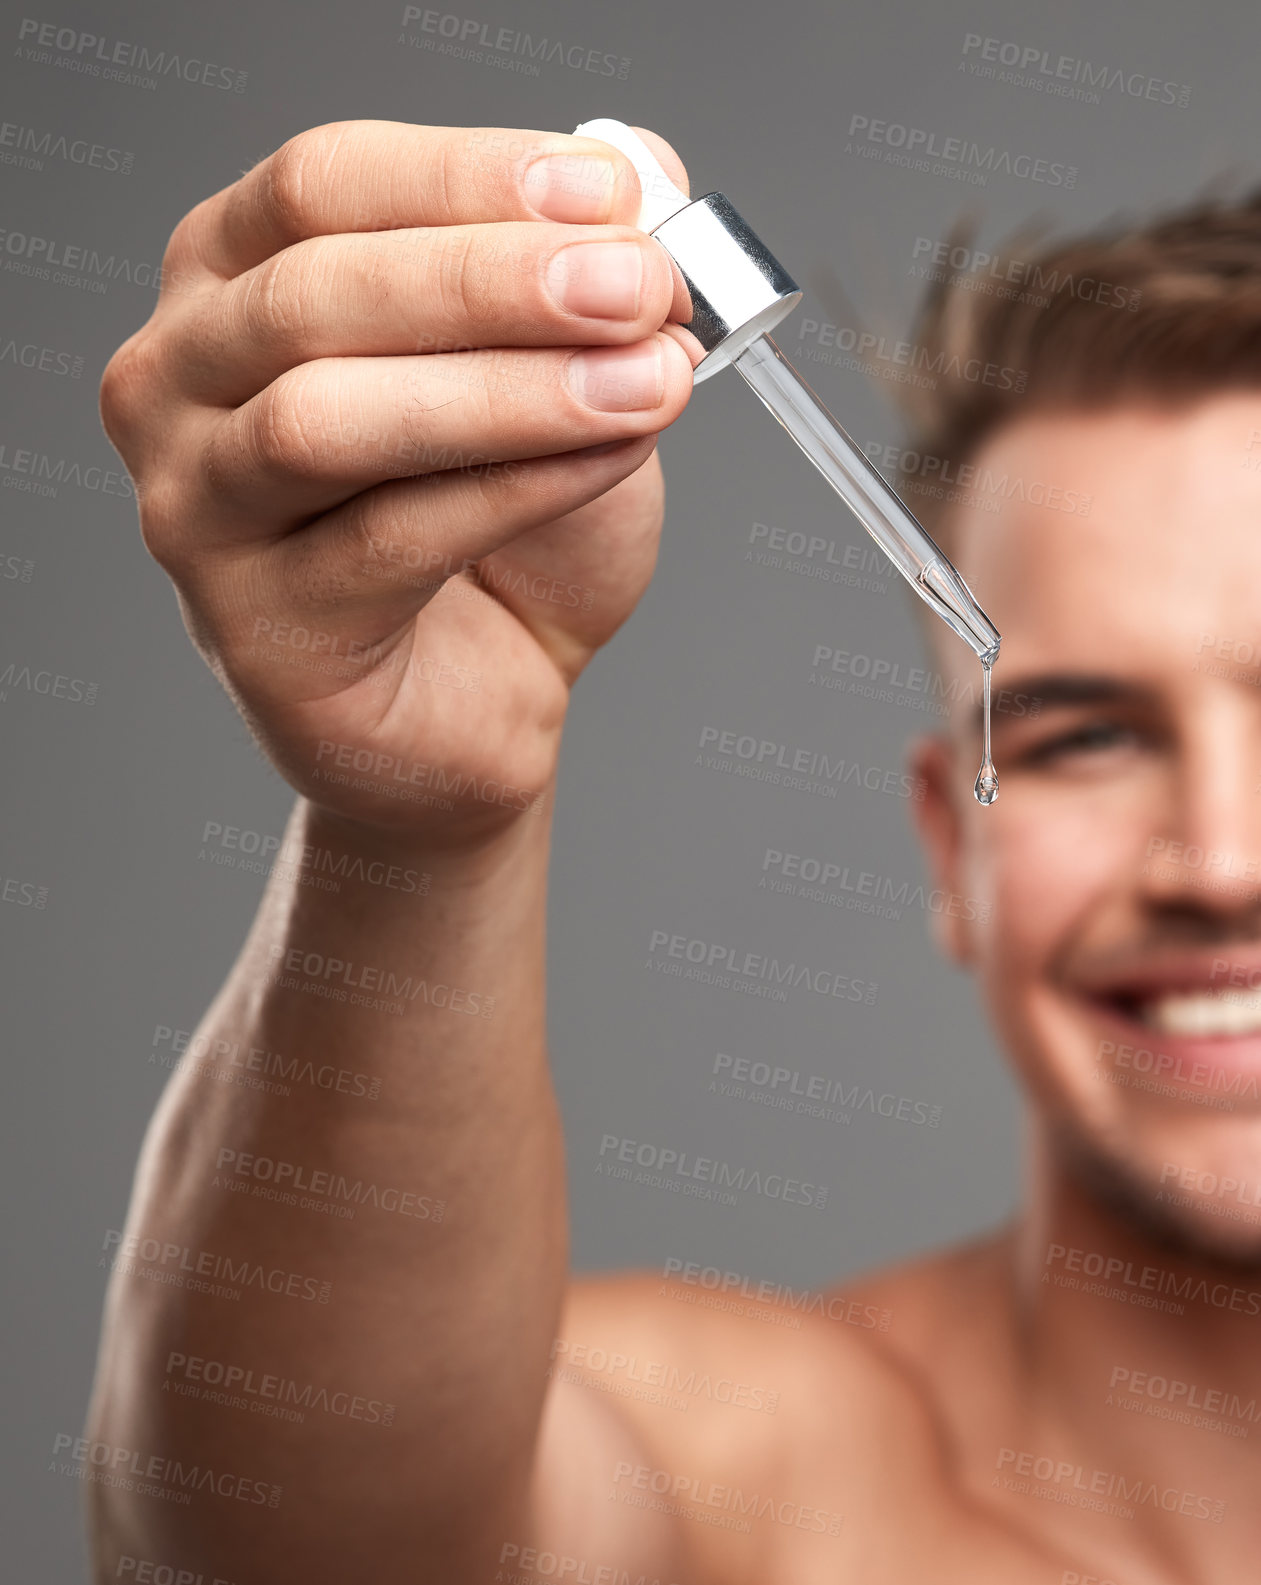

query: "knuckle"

left=134, top=477, right=185, bottom=573
left=97, top=351, right=131, bottom=435
left=265, top=125, right=343, bottom=240
left=431, top=231, right=480, bottom=331
left=159, top=208, right=205, bottom=299
left=433, top=136, right=460, bottom=220
left=99, top=333, right=159, bottom=444
left=247, top=248, right=310, bottom=350
left=251, top=367, right=324, bottom=474
left=324, top=489, right=418, bottom=602
left=264, top=139, right=314, bottom=240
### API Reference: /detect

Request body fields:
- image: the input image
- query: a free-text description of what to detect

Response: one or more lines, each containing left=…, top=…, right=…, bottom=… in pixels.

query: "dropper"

left=572, top=119, right=1002, bottom=673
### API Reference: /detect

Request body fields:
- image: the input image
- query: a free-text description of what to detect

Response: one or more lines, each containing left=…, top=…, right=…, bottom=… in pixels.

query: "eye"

left=1021, top=717, right=1142, bottom=766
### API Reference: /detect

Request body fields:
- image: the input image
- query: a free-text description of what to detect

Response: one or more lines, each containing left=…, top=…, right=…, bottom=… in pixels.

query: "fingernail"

left=524, top=153, right=617, bottom=222
left=568, top=343, right=664, bottom=411
left=546, top=242, right=643, bottom=320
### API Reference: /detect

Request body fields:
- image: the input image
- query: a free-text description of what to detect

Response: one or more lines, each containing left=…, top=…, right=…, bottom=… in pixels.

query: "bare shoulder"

left=562, top=1223, right=1014, bottom=1431
left=544, top=1238, right=1019, bottom=1582
left=825, top=1223, right=1018, bottom=1397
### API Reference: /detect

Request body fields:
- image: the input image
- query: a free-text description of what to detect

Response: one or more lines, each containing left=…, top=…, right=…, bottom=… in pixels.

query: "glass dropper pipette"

left=731, top=333, right=1000, bottom=663
left=572, top=118, right=1002, bottom=670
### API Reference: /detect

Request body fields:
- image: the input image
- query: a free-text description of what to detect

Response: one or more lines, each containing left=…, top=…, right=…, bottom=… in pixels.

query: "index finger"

left=182, top=121, right=684, bottom=282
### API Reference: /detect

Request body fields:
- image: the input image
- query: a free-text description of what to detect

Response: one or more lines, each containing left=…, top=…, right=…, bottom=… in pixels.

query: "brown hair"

left=891, top=179, right=1261, bottom=561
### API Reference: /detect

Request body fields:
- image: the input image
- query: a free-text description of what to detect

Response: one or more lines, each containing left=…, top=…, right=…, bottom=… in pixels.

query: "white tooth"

left=1144, top=988, right=1261, bottom=1036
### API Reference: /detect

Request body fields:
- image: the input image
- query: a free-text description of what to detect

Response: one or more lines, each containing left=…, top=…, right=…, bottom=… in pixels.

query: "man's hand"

left=87, top=122, right=700, bottom=1585
left=100, top=120, right=695, bottom=845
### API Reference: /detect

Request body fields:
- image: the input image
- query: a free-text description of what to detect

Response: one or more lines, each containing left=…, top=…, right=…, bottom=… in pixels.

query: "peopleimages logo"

left=1108, top=1364, right=1261, bottom=1432
left=597, top=1133, right=828, bottom=1210
left=0, top=119, right=132, bottom=173
left=960, top=33, right=1191, bottom=109
left=16, top=18, right=249, bottom=91
left=846, top=113, right=1077, bottom=188
left=498, top=1543, right=681, bottom=1585
left=0, top=438, right=134, bottom=499
left=647, top=927, right=877, bottom=1005
left=695, top=725, right=923, bottom=801
left=548, top=1336, right=780, bottom=1414
left=198, top=818, right=431, bottom=899
left=863, top=439, right=1094, bottom=518
left=710, top=1052, right=944, bottom=1128
left=212, top=1145, right=445, bottom=1222
left=759, top=845, right=991, bottom=926
left=100, top=1227, right=333, bottom=1305
left=115, top=1556, right=237, bottom=1584
left=150, top=1022, right=383, bottom=1103
left=994, top=1447, right=1224, bottom=1523
left=398, top=7, right=629, bottom=79
left=0, top=551, right=34, bottom=583
left=50, top=1432, right=280, bottom=1509
left=0, top=661, right=98, bottom=705
left=163, top=1351, right=396, bottom=1427
left=909, top=236, right=1141, bottom=310
left=745, top=521, right=892, bottom=592
left=1, top=871, right=49, bottom=909
left=0, top=336, right=84, bottom=378
left=794, top=318, right=1027, bottom=391
left=1045, top=1241, right=1261, bottom=1316
left=0, top=224, right=167, bottom=295
left=661, top=1257, right=893, bottom=1332
left=609, top=1461, right=843, bottom=1536
left=263, top=940, right=494, bottom=1019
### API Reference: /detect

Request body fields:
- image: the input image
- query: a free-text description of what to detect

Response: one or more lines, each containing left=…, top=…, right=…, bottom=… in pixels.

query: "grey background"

left=1, top=0, right=1253, bottom=1574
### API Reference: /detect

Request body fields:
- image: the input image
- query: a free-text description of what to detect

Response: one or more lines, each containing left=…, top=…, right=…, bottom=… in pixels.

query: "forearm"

left=86, top=792, right=566, bottom=1579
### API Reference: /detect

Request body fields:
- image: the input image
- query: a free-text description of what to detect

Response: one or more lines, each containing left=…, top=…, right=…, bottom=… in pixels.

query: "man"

left=86, top=120, right=1261, bottom=1583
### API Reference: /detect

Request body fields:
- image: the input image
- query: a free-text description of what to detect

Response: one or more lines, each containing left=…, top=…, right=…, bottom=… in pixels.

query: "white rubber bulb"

left=572, top=117, right=691, bottom=233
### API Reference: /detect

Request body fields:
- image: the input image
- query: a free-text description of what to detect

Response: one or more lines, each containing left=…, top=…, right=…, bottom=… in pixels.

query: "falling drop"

left=973, top=655, right=999, bottom=806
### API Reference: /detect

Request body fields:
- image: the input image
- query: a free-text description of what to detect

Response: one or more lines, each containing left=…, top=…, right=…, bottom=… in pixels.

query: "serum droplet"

left=974, top=764, right=999, bottom=805
left=974, top=656, right=999, bottom=806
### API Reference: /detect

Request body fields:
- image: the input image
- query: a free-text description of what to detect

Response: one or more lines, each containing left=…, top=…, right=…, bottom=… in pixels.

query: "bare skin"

left=86, top=119, right=1261, bottom=1585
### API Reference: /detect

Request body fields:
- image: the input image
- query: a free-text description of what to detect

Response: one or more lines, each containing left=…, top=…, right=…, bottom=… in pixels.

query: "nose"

left=1140, top=692, right=1261, bottom=919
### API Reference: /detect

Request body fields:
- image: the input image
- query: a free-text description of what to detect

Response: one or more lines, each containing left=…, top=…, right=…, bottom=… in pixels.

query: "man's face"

left=912, top=394, right=1261, bottom=1260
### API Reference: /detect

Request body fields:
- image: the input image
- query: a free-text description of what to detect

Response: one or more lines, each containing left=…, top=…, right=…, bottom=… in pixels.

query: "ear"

left=907, top=731, right=974, bottom=966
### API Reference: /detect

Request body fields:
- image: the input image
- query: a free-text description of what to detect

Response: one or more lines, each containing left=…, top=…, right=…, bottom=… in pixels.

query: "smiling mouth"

left=1103, top=986, right=1261, bottom=1039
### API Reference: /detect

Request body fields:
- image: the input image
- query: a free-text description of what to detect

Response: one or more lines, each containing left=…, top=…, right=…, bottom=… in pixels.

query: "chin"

left=1053, top=1113, right=1261, bottom=1272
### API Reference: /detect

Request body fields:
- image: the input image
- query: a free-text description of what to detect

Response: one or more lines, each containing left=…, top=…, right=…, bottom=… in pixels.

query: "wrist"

left=291, top=787, right=556, bottom=893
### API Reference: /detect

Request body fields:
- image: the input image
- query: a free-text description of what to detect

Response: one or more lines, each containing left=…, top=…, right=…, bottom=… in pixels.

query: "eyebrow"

left=972, top=673, right=1164, bottom=737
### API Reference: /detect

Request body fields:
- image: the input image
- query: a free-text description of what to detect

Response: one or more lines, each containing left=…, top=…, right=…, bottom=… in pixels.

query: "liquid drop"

left=973, top=656, right=999, bottom=806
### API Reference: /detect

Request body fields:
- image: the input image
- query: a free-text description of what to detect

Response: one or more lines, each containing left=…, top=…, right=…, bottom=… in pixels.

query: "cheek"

left=961, top=785, right=1146, bottom=983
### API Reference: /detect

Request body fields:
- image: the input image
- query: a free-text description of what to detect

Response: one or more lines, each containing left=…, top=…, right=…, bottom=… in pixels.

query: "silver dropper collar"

left=649, top=193, right=802, bottom=383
